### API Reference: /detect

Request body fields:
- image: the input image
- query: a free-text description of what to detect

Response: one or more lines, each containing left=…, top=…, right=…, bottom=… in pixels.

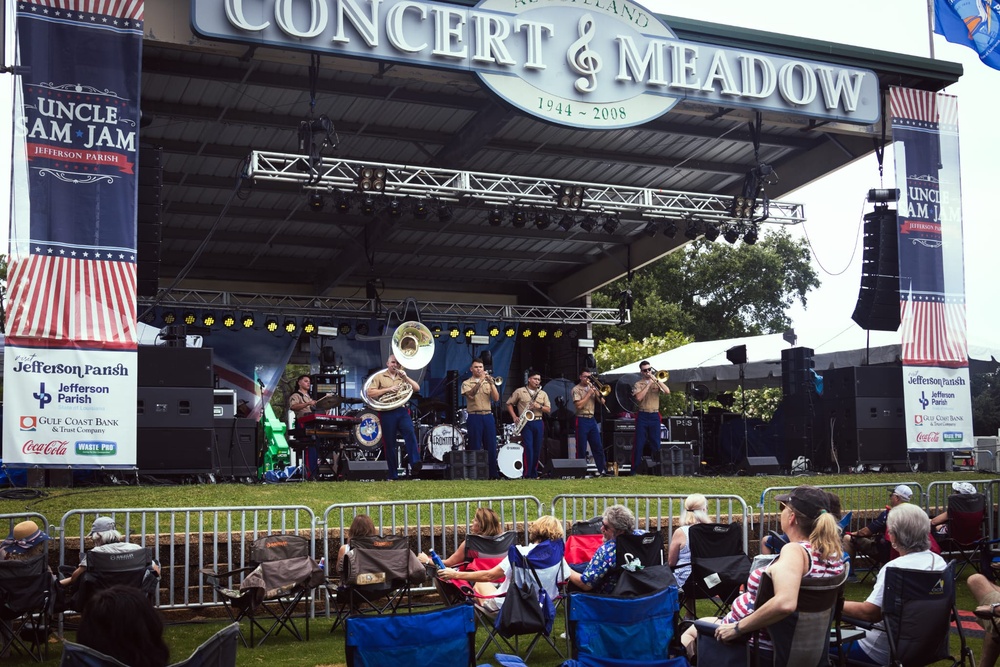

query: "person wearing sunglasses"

left=565, top=504, right=640, bottom=594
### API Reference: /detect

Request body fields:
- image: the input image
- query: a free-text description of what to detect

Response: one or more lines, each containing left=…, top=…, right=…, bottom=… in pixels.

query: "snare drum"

left=352, top=411, right=382, bottom=450
left=497, top=444, right=524, bottom=479
left=424, top=424, right=465, bottom=461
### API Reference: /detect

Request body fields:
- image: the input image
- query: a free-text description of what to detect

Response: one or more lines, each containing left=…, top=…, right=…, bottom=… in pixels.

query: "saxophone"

left=512, top=409, right=535, bottom=437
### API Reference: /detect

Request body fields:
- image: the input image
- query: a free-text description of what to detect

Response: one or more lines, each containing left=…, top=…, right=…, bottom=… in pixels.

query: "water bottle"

left=318, top=557, right=325, bottom=571
left=429, top=549, right=445, bottom=569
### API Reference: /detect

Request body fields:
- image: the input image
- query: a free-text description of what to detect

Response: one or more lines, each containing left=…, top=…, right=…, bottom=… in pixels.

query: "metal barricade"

left=925, top=479, right=997, bottom=543
left=0, top=512, right=50, bottom=536
left=758, top=482, right=924, bottom=549
left=58, top=506, right=316, bottom=610
left=549, top=494, right=750, bottom=553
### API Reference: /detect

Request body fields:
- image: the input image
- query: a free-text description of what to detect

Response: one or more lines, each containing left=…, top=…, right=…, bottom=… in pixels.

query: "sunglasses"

left=777, top=502, right=788, bottom=512
left=601, top=522, right=613, bottom=531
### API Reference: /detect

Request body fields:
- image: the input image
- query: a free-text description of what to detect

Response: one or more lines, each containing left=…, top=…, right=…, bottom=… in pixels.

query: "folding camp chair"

left=0, top=554, right=52, bottom=662
left=202, top=534, right=324, bottom=648
left=565, top=518, right=603, bottom=574
left=330, top=534, right=425, bottom=633
left=694, top=568, right=849, bottom=667
left=566, top=586, right=679, bottom=661
left=433, top=531, right=518, bottom=606
left=840, top=560, right=974, bottom=667
left=60, top=624, right=240, bottom=667
left=937, top=492, right=988, bottom=578
left=68, top=545, right=160, bottom=614
left=609, top=531, right=675, bottom=597
left=682, top=523, right=751, bottom=617
left=345, top=603, right=477, bottom=667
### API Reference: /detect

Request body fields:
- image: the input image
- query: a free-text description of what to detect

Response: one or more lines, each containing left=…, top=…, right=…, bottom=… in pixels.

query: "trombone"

left=588, top=374, right=612, bottom=397
left=647, top=367, right=670, bottom=393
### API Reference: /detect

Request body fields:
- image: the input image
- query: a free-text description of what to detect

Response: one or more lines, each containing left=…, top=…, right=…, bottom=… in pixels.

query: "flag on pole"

left=934, top=0, right=1000, bottom=70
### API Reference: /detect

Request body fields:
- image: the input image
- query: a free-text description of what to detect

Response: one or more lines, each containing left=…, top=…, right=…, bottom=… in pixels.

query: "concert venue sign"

left=192, top=0, right=881, bottom=129
left=3, top=0, right=143, bottom=468
left=890, top=87, right=973, bottom=452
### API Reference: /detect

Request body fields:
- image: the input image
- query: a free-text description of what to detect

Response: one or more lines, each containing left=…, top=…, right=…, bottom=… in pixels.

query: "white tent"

left=602, top=327, right=1000, bottom=394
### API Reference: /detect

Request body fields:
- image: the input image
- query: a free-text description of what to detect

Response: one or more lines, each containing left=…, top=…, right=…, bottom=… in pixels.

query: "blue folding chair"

left=566, top=586, right=679, bottom=662
left=345, top=604, right=477, bottom=667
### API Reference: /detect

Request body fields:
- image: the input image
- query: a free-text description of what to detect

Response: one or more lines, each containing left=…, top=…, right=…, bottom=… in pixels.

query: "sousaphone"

left=361, top=321, right=435, bottom=411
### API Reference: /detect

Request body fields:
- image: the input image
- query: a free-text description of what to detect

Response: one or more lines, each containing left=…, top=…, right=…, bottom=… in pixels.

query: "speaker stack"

left=546, top=458, right=588, bottom=479
left=781, top=347, right=816, bottom=468
left=137, top=147, right=162, bottom=298
left=602, top=418, right=634, bottom=467
left=820, top=366, right=906, bottom=469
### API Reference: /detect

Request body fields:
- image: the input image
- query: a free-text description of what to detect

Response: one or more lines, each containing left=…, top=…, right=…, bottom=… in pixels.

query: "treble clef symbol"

left=567, top=14, right=602, bottom=94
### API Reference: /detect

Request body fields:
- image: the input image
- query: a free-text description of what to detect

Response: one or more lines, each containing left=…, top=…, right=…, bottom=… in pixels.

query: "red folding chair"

left=937, top=492, right=987, bottom=578
left=433, top=532, right=517, bottom=605
left=565, top=517, right=603, bottom=575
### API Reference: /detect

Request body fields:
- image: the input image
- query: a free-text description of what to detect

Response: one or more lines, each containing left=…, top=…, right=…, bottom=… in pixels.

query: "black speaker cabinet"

left=667, top=416, right=700, bottom=442
left=137, top=387, right=214, bottom=429
left=546, top=458, right=588, bottom=479
left=609, top=432, right=634, bottom=466
left=342, top=460, right=390, bottom=481
left=213, top=418, right=258, bottom=478
left=742, top=456, right=781, bottom=475
left=137, top=428, right=213, bottom=475
left=138, top=347, right=213, bottom=388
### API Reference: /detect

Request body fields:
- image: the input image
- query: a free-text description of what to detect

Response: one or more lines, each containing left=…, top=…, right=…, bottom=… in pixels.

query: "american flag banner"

left=3, top=0, right=143, bottom=468
left=890, top=86, right=974, bottom=452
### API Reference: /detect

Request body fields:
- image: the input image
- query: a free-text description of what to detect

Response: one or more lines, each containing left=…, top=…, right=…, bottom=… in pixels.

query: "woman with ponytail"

left=669, top=493, right=711, bottom=617
left=681, top=485, right=845, bottom=660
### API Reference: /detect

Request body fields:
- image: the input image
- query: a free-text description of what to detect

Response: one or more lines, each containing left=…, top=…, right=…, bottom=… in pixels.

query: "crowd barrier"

left=1, top=511, right=49, bottom=537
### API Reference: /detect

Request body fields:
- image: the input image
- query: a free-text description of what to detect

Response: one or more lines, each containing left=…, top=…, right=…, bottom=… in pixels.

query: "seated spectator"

left=762, top=491, right=843, bottom=555
left=335, top=513, right=376, bottom=576
left=565, top=504, right=642, bottom=594
left=837, top=503, right=946, bottom=665
left=969, top=572, right=1000, bottom=667
left=60, top=517, right=160, bottom=588
left=0, top=520, right=48, bottom=561
left=417, top=507, right=503, bottom=568
left=843, top=484, right=912, bottom=567
left=76, top=584, right=170, bottom=667
left=669, top=493, right=710, bottom=590
left=930, top=481, right=977, bottom=537
left=437, top=515, right=566, bottom=612
left=681, top=485, right=844, bottom=660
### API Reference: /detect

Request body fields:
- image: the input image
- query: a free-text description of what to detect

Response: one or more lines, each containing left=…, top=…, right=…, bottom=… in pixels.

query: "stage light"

left=567, top=327, right=579, bottom=339
left=684, top=220, right=701, bottom=240
left=162, top=311, right=176, bottom=325
left=284, top=318, right=297, bottom=334
left=553, top=328, right=564, bottom=339
left=558, top=214, right=575, bottom=231
left=723, top=225, right=741, bottom=244
left=579, top=214, right=597, bottom=232
left=438, top=203, right=453, bottom=222
left=241, top=312, right=255, bottom=328
left=464, top=326, right=475, bottom=339
left=744, top=224, right=759, bottom=245
left=339, top=322, right=352, bottom=335
left=867, top=188, right=900, bottom=203
left=601, top=213, right=619, bottom=235
left=140, top=311, right=156, bottom=324
left=431, top=325, right=442, bottom=338
left=265, top=317, right=279, bottom=333
left=388, top=199, right=402, bottom=219
left=555, top=184, right=585, bottom=209
left=663, top=221, right=678, bottom=238
left=413, top=198, right=428, bottom=219
left=534, top=211, right=551, bottom=229
left=335, top=192, right=352, bottom=213
left=644, top=222, right=658, bottom=237
left=504, top=325, right=516, bottom=338
left=538, top=328, right=548, bottom=339
left=302, top=319, right=317, bottom=335
left=512, top=208, right=527, bottom=228
left=488, top=324, right=500, bottom=337
left=356, top=322, right=370, bottom=335
left=202, top=312, right=216, bottom=327
left=361, top=196, right=376, bottom=216
left=449, top=326, right=461, bottom=339
left=308, top=192, right=325, bottom=212
left=222, top=313, right=237, bottom=329
left=357, top=165, right=387, bottom=192
left=704, top=223, right=720, bottom=242
left=488, top=206, right=504, bottom=226
left=521, top=327, right=532, bottom=338
left=183, top=312, right=197, bottom=326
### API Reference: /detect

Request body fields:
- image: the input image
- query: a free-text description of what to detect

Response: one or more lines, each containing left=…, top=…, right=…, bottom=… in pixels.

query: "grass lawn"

left=0, top=471, right=992, bottom=666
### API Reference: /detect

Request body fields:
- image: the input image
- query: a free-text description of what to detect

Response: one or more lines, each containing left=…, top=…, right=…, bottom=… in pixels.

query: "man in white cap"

left=59, top=517, right=159, bottom=588
left=843, top=484, right=913, bottom=567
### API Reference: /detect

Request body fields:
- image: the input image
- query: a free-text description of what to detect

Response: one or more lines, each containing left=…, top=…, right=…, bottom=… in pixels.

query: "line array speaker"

left=851, top=206, right=900, bottom=332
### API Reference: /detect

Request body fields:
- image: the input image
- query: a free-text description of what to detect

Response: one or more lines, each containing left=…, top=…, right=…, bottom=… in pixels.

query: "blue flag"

left=934, top=0, right=1000, bottom=70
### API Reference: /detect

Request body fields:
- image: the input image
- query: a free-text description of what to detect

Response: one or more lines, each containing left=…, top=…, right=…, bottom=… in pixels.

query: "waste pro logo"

left=19, top=416, right=37, bottom=431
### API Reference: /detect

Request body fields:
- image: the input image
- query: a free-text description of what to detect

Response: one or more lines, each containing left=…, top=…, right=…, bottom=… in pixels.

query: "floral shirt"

left=580, top=530, right=643, bottom=593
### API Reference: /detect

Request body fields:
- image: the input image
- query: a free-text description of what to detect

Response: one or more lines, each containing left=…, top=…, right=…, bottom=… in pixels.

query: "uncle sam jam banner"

left=890, top=87, right=973, bottom=452
left=3, top=0, right=144, bottom=469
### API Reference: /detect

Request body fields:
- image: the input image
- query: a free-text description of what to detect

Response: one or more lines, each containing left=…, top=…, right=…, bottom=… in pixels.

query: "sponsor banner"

left=904, top=366, right=972, bottom=450
left=890, top=87, right=973, bottom=451
left=2, top=343, right=137, bottom=468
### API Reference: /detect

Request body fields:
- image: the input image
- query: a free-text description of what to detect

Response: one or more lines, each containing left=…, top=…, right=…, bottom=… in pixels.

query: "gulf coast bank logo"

left=19, top=416, right=37, bottom=431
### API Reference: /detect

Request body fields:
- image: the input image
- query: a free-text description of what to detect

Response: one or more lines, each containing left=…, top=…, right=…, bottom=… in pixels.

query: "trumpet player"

left=462, top=358, right=501, bottom=479
left=506, top=371, right=551, bottom=479
left=367, top=354, right=421, bottom=480
left=573, top=369, right=608, bottom=476
left=631, top=360, right=669, bottom=474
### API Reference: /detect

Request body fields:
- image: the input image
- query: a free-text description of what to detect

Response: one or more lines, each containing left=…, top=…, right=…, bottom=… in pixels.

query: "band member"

left=506, top=370, right=551, bottom=479
left=288, top=374, right=320, bottom=480
left=367, top=354, right=421, bottom=480
left=462, top=358, right=500, bottom=480
left=631, top=360, right=669, bottom=474
left=572, top=369, right=608, bottom=476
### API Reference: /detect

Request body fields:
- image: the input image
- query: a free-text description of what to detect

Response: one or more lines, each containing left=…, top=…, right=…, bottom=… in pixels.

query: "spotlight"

left=644, top=222, right=658, bottom=237
left=449, top=326, right=461, bottom=339
left=265, top=317, right=279, bottom=333
left=489, top=325, right=500, bottom=337
left=704, top=224, right=720, bottom=242
left=438, top=203, right=453, bottom=222
left=335, top=192, right=352, bottom=213
left=163, top=311, right=176, bottom=325
left=534, top=211, right=551, bottom=229
left=488, top=206, right=504, bottom=226
left=202, top=312, right=216, bottom=327
left=512, top=208, right=527, bottom=228
left=284, top=318, right=297, bottom=334
left=663, top=221, right=678, bottom=238
left=504, top=325, right=516, bottom=338
left=361, top=196, right=376, bottom=216
left=356, top=322, right=370, bottom=335
left=684, top=220, right=701, bottom=240
left=222, top=313, right=237, bottom=329
left=388, top=199, right=402, bottom=219
left=140, top=311, right=156, bottom=324
left=521, top=328, right=532, bottom=338
left=357, top=165, right=387, bottom=192
left=241, top=312, right=255, bottom=328
left=723, top=225, right=741, bottom=244
left=601, top=213, right=619, bottom=235
left=183, top=312, right=197, bottom=326
left=558, top=214, right=575, bottom=231
left=744, top=225, right=759, bottom=245
left=579, top=214, right=597, bottom=232
left=431, top=325, right=442, bottom=338
left=339, top=322, right=352, bottom=335
left=308, top=192, right=325, bottom=212
left=567, top=327, right=579, bottom=339
left=555, top=184, right=585, bottom=209
left=413, top=198, right=428, bottom=219
left=553, top=328, right=564, bottom=339
left=867, top=188, right=900, bottom=203
left=302, top=319, right=317, bottom=335
left=464, top=326, right=475, bottom=339
left=538, top=328, right=548, bottom=339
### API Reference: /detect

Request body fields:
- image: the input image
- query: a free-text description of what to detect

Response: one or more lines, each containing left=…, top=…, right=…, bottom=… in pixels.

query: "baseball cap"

left=88, top=516, right=116, bottom=536
left=775, top=485, right=830, bottom=520
left=952, top=481, right=977, bottom=495
left=891, top=484, right=913, bottom=501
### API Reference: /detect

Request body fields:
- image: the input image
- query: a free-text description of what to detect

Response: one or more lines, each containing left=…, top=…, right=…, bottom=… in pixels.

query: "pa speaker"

left=137, top=428, right=213, bottom=475
left=742, top=456, right=781, bottom=475
left=547, top=458, right=588, bottom=479
left=342, top=460, right=389, bottom=481
left=851, top=207, right=900, bottom=332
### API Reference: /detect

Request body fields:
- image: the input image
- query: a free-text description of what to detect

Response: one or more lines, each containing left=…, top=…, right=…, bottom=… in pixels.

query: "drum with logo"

left=497, top=443, right=524, bottom=479
left=351, top=411, right=382, bottom=452
left=424, top=424, right=465, bottom=461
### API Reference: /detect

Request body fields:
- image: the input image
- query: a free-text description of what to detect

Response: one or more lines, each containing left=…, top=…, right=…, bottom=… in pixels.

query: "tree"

left=593, top=228, right=819, bottom=342
left=971, top=369, right=1000, bottom=436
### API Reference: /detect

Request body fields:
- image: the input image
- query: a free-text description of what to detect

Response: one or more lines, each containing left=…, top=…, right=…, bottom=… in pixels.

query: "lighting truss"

left=248, top=152, right=806, bottom=225
left=140, top=289, right=627, bottom=325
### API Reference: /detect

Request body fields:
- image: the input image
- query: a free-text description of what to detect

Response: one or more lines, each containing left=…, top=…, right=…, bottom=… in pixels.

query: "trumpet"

left=646, top=368, right=670, bottom=393
left=512, top=409, right=535, bottom=437
left=484, top=373, right=503, bottom=386
left=588, top=374, right=612, bottom=397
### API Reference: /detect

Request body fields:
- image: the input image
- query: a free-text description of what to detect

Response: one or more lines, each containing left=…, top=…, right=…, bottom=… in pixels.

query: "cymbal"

left=315, top=394, right=343, bottom=410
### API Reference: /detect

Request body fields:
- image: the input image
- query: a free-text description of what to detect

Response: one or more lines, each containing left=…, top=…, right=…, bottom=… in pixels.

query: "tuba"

left=362, top=321, right=435, bottom=411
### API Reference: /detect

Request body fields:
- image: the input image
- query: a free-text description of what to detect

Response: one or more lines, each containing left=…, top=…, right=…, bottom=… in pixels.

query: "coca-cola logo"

left=22, top=439, right=69, bottom=456
left=916, top=432, right=940, bottom=443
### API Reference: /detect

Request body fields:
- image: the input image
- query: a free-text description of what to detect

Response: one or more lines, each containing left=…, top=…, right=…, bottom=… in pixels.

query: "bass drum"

left=498, top=444, right=524, bottom=479
left=424, top=424, right=465, bottom=461
left=351, top=410, right=383, bottom=451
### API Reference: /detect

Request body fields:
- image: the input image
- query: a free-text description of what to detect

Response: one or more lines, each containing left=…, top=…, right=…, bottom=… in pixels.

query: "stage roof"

left=140, top=1, right=962, bottom=310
